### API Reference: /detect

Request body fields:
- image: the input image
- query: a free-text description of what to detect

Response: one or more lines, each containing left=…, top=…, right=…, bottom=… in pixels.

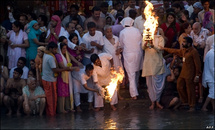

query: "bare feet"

left=111, top=105, right=117, bottom=111
left=131, top=96, right=137, bottom=100
left=156, top=102, right=163, bottom=109
left=188, top=107, right=195, bottom=112
left=76, top=106, right=82, bottom=112
left=62, top=110, right=68, bottom=114
left=88, top=106, right=95, bottom=111
left=201, top=108, right=208, bottom=112
left=6, top=110, right=12, bottom=116
left=118, top=96, right=124, bottom=100
left=149, top=104, right=155, bottom=110
left=94, top=108, right=100, bottom=112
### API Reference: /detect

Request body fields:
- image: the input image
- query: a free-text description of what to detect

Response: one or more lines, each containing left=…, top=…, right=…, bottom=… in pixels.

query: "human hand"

left=193, top=42, right=198, bottom=47
left=90, top=48, right=94, bottom=53
left=90, top=41, right=97, bottom=46
left=30, top=95, right=38, bottom=101
left=193, top=76, right=199, bottom=83
left=115, top=48, right=122, bottom=55
left=77, top=62, right=84, bottom=68
left=10, top=44, right=17, bottom=49
left=158, top=45, right=164, bottom=50
left=50, top=26, right=55, bottom=34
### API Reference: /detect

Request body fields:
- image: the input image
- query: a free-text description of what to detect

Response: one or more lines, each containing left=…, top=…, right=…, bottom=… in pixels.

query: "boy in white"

left=82, top=22, right=104, bottom=65
left=72, top=64, right=100, bottom=112
left=90, top=53, right=118, bottom=111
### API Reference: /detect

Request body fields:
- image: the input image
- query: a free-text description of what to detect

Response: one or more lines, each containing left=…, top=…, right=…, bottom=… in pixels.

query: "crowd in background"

left=0, top=0, right=214, bottom=116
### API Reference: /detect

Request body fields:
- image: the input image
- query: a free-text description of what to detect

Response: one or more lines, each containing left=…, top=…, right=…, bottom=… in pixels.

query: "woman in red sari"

left=160, top=12, right=180, bottom=49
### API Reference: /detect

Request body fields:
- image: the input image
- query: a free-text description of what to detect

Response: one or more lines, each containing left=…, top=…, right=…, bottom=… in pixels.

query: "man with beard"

left=84, top=6, right=106, bottom=33
left=4, top=68, right=26, bottom=115
left=160, top=37, right=201, bottom=112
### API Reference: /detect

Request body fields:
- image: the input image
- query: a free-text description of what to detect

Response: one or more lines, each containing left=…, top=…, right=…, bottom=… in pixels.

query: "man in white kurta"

left=202, top=43, right=214, bottom=111
left=119, top=17, right=143, bottom=99
left=90, top=53, right=118, bottom=111
left=142, top=33, right=167, bottom=110
left=103, top=26, right=123, bottom=72
left=82, top=22, right=104, bottom=65
left=72, top=64, right=100, bottom=112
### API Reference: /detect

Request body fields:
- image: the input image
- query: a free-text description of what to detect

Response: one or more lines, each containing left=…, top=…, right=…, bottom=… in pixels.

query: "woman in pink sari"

left=6, top=21, right=29, bottom=69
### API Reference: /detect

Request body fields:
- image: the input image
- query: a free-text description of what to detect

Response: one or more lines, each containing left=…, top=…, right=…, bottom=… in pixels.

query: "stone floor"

left=1, top=87, right=214, bottom=129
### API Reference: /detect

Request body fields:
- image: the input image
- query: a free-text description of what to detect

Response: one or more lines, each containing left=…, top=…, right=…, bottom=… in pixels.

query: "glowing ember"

left=105, top=67, right=124, bottom=102
left=143, top=1, right=158, bottom=41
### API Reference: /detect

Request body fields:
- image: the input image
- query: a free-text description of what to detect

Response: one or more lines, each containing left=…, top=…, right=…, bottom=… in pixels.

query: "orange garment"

left=42, top=80, right=57, bottom=116
left=35, top=55, right=42, bottom=72
left=178, top=33, right=188, bottom=49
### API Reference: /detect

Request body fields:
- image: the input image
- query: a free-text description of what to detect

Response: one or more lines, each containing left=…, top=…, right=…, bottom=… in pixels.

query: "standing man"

left=124, top=0, right=139, bottom=17
left=142, top=30, right=167, bottom=110
left=42, top=42, right=75, bottom=116
left=198, top=0, right=215, bottom=24
left=82, top=22, right=104, bottom=65
left=119, top=17, right=143, bottom=100
left=202, top=43, right=214, bottom=111
left=134, top=6, right=145, bottom=34
left=160, top=37, right=201, bottom=112
left=62, top=4, right=85, bottom=28
left=84, top=6, right=106, bottom=33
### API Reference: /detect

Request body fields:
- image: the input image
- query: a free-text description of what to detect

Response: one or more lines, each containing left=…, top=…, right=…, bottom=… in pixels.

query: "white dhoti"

left=110, top=89, right=118, bottom=105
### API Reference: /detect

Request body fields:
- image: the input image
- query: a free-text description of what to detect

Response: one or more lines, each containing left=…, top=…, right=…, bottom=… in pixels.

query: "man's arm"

left=163, top=48, right=183, bottom=57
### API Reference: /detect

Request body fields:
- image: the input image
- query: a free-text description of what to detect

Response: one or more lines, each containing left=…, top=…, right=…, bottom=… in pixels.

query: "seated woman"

left=160, top=67, right=181, bottom=109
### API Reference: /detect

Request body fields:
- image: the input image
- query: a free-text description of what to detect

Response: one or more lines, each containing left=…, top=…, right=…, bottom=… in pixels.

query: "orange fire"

left=105, top=67, right=124, bottom=102
left=143, top=1, right=158, bottom=40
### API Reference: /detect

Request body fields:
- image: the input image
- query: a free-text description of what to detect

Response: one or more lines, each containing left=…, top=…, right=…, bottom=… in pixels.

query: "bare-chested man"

left=3, top=68, right=26, bottom=116
left=84, top=6, right=105, bottom=33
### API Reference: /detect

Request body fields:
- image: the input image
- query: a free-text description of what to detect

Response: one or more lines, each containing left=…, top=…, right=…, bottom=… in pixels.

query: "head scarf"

left=193, top=2, right=203, bottom=10
left=203, top=12, right=214, bottom=32
left=28, top=20, right=41, bottom=40
left=49, top=15, right=61, bottom=43
left=120, top=17, right=134, bottom=27
left=37, top=46, right=46, bottom=52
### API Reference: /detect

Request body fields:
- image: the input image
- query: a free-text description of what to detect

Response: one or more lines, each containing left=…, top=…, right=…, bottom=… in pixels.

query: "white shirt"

left=9, top=66, right=29, bottom=79
left=46, top=27, right=65, bottom=39
left=82, top=31, right=104, bottom=58
left=72, top=67, right=91, bottom=85
left=202, top=47, right=214, bottom=87
left=134, top=15, right=145, bottom=34
left=92, top=53, right=113, bottom=86
left=42, top=53, right=57, bottom=82
left=190, top=27, right=209, bottom=47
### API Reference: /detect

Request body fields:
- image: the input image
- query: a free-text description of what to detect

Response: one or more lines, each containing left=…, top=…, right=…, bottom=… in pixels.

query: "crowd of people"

left=0, top=0, right=214, bottom=116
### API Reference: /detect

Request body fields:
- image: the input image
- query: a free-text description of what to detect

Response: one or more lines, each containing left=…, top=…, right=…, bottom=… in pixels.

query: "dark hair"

left=59, top=42, right=67, bottom=50
left=38, top=15, right=48, bottom=26
left=183, top=37, right=193, bottom=45
left=116, top=13, right=124, bottom=23
left=47, top=42, right=58, bottom=50
left=19, top=14, right=28, bottom=20
left=166, top=12, right=177, bottom=32
left=30, top=59, right=35, bottom=63
left=117, top=9, right=125, bottom=16
left=90, top=54, right=99, bottom=63
left=14, top=67, right=23, bottom=75
left=180, top=22, right=190, bottom=35
left=87, top=22, right=96, bottom=29
left=69, top=33, right=79, bottom=45
left=65, top=22, right=71, bottom=29
left=86, top=64, right=94, bottom=71
left=173, top=66, right=181, bottom=73
left=100, top=2, right=109, bottom=8
left=59, top=36, right=67, bottom=42
left=182, top=10, right=189, bottom=19
left=13, top=21, right=24, bottom=30
left=29, top=13, right=37, bottom=20
left=53, top=10, right=63, bottom=17
left=129, top=9, right=137, bottom=19
left=172, top=2, right=183, bottom=10
left=201, top=0, right=209, bottom=5
left=18, top=57, right=27, bottom=65
left=29, top=69, right=36, bottom=77
left=113, top=1, right=122, bottom=7
left=92, top=6, right=101, bottom=13
left=70, top=4, right=79, bottom=11
left=71, top=16, right=79, bottom=24
left=166, top=8, right=175, bottom=14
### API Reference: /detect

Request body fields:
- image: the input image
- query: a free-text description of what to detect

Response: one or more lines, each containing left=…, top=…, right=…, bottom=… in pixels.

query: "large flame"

left=143, top=1, right=158, bottom=40
left=105, top=67, right=124, bottom=102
